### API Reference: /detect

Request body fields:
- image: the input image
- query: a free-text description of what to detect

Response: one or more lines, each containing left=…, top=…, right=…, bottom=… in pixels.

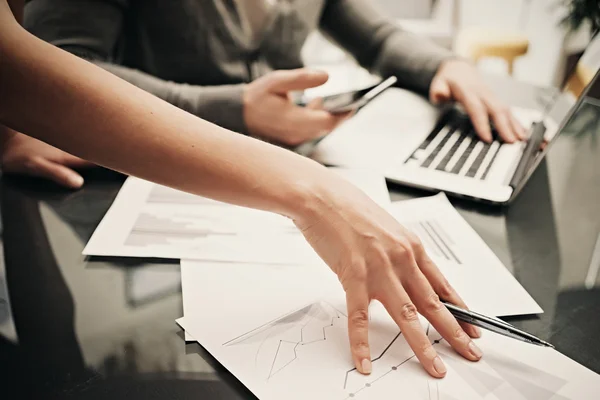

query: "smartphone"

left=293, top=76, right=397, bottom=156
left=296, top=76, right=398, bottom=114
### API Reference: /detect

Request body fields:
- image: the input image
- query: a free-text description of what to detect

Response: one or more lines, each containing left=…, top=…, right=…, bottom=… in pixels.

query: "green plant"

left=560, top=0, right=600, bottom=35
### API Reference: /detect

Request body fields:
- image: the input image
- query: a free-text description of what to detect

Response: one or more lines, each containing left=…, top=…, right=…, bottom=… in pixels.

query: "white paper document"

left=83, top=168, right=390, bottom=264
left=178, top=261, right=599, bottom=400
left=177, top=192, right=541, bottom=318
left=176, top=191, right=541, bottom=318
left=385, top=194, right=542, bottom=317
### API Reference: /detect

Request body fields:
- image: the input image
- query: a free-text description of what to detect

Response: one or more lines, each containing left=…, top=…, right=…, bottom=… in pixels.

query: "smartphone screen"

left=295, top=76, right=397, bottom=114
left=293, top=76, right=397, bottom=156
left=320, top=86, right=377, bottom=112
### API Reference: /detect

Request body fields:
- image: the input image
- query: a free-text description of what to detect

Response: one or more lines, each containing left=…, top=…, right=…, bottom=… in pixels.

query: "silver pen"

left=443, top=301, right=554, bottom=348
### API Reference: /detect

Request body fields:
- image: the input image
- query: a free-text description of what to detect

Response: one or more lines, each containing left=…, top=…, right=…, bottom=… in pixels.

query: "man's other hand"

left=430, top=60, right=526, bottom=143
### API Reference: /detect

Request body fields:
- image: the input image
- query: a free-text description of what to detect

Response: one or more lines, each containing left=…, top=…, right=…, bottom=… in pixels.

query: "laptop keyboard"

left=405, top=114, right=502, bottom=180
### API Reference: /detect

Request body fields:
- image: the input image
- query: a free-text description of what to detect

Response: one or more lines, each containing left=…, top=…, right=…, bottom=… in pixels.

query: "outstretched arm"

left=0, top=1, right=315, bottom=212
left=2, top=0, right=346, bottom=187
left=0, top=0, right=482, bottom=378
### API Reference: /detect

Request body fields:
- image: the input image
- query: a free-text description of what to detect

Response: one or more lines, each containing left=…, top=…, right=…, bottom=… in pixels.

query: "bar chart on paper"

left=83, top=177, right=313, bottom=263
left=403, top=219, right=462, bottom=265
left=83, top=169, right=391, bottom=264
left=125, top=185, right=297, bottom=248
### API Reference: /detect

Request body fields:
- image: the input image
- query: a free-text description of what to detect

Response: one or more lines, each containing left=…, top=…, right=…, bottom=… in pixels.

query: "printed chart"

left=84, top=170, right=390, bottom=264
left=403, top=219, right=462, bottom=264
left=219, top=300, right=567, bottom=400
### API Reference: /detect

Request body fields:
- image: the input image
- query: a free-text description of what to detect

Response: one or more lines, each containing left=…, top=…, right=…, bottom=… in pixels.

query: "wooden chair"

left=565, top=63, right=595, bottom=97
left=454, top=27, right=530, bottom=75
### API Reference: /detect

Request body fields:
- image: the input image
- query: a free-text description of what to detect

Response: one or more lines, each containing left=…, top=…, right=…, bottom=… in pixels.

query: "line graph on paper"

left=222, top=301, right=569, bottom=400
left=223, top=302, right=347, bottom=380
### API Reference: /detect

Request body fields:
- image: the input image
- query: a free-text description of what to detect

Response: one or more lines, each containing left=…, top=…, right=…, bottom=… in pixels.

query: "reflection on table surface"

left=0, top=98, right=598, bottom=399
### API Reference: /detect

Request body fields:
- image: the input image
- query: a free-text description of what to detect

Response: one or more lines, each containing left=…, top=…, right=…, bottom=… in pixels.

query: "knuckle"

left=496, top=105, right=510, bottom=116
left=423, top=292, right=444, bottom=314
left=24, top=157, right=41, bottom=171
left=437, top=279, right=455, bottom=300
left=399, top=302, right=419, bottom=322
left=351, top=340, right=370, bottom=354
left=390, top=238, right=415, bottom=264
left=453, top=327, right=469, bottom=341
left=350, top=309, right=369, bottom=329
left=338, top=259, right=368, bottom=289
left=406, top=233, right=424, bottom=254
left=366, top=241, right=391, bottom=265
left=420, top=342, right=437, bottom=359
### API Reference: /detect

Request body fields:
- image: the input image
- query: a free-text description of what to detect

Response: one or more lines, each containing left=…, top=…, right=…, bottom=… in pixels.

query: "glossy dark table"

left=0, top=81, right=599, bottom=399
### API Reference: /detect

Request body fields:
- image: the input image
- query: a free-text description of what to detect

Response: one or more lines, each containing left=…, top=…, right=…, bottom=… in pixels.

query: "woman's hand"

left=293, top=175, right=482, bottom=378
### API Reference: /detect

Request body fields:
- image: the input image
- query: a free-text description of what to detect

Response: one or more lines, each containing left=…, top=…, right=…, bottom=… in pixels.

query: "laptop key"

left=405, top=126, right=447, bottom=163
left=437, top=132, right=467, bottom=171
left=445, top=135, right=471, bottom=172
left=450, top=137, right=478, bottom=174
left=466, top=142, right=492, bottom=177
left=421, top=127, right=455, bottom=168
left=430, top=130, right=461, bottom=169
left=475, top=141, right=501, bottom=180
left=481, top=143, right=502, bottom=180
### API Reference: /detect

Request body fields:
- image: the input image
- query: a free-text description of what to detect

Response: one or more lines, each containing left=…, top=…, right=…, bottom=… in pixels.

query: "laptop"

left=311, top=34, right=600, bottom=205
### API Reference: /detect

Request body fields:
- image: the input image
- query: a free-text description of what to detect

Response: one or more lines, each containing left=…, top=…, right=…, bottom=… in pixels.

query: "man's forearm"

left=91, top=61, right=248, bottom=135
left=320, top=0, right=454, bottom=95
left=24, top=0, right=247, bottom=134
left=0, top=8, right=325, bottom=219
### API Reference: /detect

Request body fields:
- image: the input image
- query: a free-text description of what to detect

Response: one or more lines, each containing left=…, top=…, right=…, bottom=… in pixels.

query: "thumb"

left=430, top=78, right=452, bottom=105
left=30, top=157, right=85, bottom=189
left=267, top=69, right=329, bottom=94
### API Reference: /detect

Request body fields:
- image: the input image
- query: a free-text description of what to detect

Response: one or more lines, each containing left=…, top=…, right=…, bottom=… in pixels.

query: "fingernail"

left=433, top=356, right=447, bottom=376
left=70, top=175, right=84, bottom=187
left=473, top=326, right=482, bottom=338
left=468, top=341, right=483, bottom=359
left=361, top=359, right=372, bottom=374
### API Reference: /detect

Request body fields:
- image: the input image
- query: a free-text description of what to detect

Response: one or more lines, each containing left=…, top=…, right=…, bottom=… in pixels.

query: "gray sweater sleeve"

left=319, top=0, right=455, bottom=95
left=87, top=62, right=247, bottom=135
left=23, top=0, right=248, bottom=134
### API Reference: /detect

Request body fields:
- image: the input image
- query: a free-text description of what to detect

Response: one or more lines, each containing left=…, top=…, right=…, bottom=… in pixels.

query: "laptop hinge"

left=509, top=121, right=547, bottom=188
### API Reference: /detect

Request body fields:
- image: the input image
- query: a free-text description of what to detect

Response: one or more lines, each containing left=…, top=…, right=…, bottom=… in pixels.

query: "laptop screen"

left=516, top=34, right=600, bottom=193
left=547, top=33, right=600, bottom=131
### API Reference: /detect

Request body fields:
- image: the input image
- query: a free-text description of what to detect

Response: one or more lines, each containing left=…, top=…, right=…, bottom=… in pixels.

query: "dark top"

left=24, top=0, right=453, bottom=134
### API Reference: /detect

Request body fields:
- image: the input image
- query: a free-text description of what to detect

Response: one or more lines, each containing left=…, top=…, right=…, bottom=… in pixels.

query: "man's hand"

left=430, top=60, right=526, bottom=143
left=243, top=69, right=350, bottom=147
left=1, top=130, right=94, bottom=188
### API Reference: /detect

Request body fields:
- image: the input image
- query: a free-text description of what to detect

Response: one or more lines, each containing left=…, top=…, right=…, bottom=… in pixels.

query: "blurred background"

left=302, top=0, right=596, bottom=95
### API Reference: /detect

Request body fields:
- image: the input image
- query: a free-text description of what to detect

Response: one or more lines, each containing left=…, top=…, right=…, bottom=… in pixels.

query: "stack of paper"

left=177, top=260, right=599, bottom=400
left=83, top=169, right=599, bottom=399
